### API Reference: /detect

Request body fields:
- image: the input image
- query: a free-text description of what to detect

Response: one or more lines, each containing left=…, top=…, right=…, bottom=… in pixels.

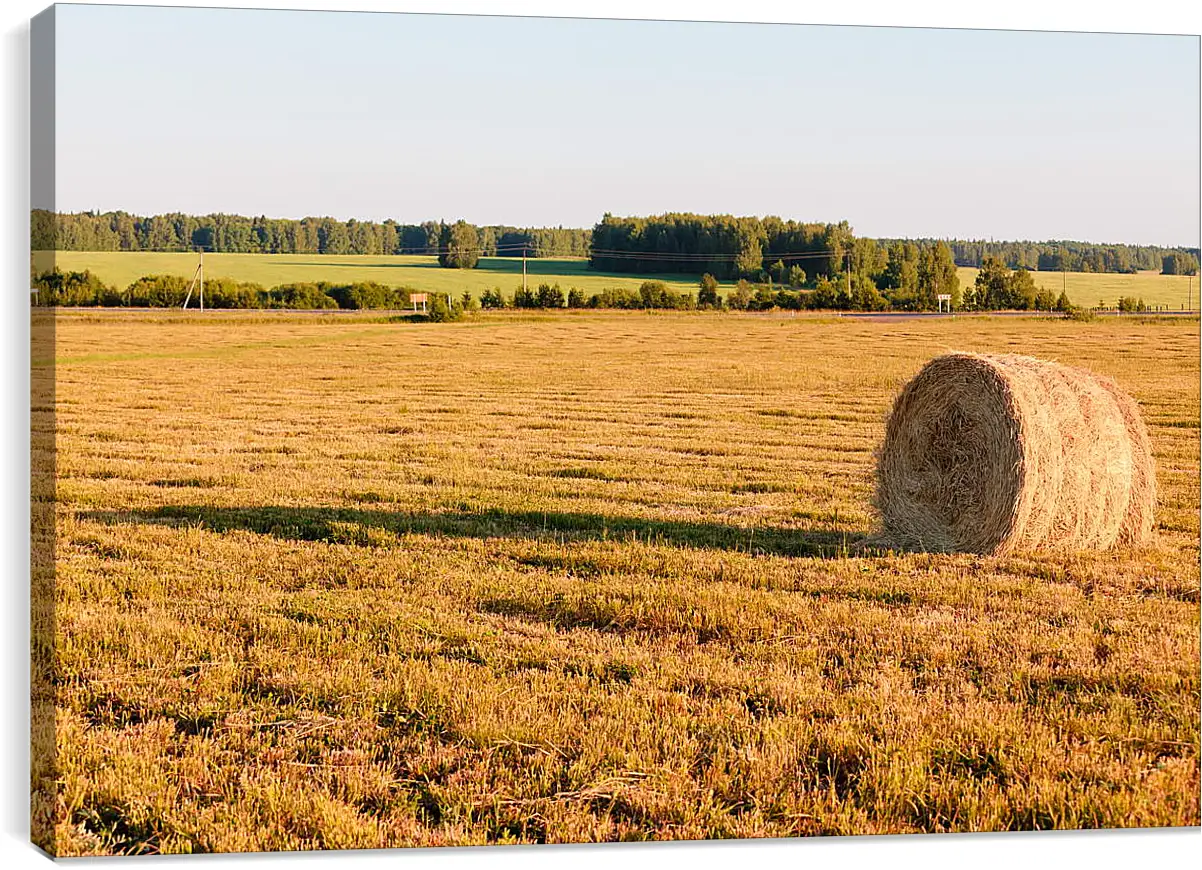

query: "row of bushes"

left=480, top=278, right=949, bottom=313
left=480, top=281, right=701, bottom=311
left=31, top=267, right=1127, bottom=317
left=30, top=269, right=423, bottom=310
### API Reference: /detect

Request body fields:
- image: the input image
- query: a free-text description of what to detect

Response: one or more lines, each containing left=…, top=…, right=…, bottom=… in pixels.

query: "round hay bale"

left=873, top=352, right=1155, bottom=554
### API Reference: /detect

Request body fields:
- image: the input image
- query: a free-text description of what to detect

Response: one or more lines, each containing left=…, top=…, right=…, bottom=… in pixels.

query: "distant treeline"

left=589, top=213, right=854, bottom=280
left=31, top=209, right=1199, bottom=278
left=590, top=213, right=1199, bottom=278
left=30, top=210, right=590, bottom=259
left=586, top=215, right=962, bottom=309
left=912, top=238, right=1199, bottom=275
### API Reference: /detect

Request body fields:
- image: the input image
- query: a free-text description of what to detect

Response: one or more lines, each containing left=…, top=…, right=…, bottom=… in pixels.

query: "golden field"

left=33, top=309, right=1200, bottom=854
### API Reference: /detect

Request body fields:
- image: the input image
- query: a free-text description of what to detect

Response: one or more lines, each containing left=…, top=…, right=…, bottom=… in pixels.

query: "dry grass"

left=35, top=309, right=1200, bottom=855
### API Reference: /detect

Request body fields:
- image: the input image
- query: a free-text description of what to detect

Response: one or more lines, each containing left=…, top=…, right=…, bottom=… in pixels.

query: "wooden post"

left=199, top=248, right=204, bottom=312
left=522, top=245, right=528, bottom=295
left=181, top=259, right=202, bottom=309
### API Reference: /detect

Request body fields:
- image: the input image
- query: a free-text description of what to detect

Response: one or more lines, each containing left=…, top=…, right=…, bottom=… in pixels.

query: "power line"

left=47, top=242, right=851, bottom=262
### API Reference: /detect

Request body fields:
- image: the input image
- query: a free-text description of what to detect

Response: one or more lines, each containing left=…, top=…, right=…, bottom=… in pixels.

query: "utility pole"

left=845, top=249, right=851, bottom=300
left=181, top=247, right=204, bottom=310
left=522, top=245, right=528, bottom=295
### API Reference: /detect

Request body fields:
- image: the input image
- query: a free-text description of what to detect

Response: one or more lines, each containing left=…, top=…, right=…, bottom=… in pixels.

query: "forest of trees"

left=582, top=214, right=960, bottom=310
left=1162, top=251, right=1200, bottom=275
left=588, top=213, right=852, bottom=280
left=31, top=209, right=1198, bottom=295
left=587, top=213, right=1197, bottom=279
left=30, top=210, right=591, bottom=260
left=928, top=238, right=1197, bottom=274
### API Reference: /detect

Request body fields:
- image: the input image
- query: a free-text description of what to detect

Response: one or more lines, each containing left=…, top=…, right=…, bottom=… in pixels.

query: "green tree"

left=438, top=220, right=480, bottom=269
left=698, top=273, right=720, bottom=308
left=850, top=273, right=889, bottom=311
left=427, top=292, right=462, bottom=322
left=536, top=282, right=565, bottom=308
left=880, top=242, right=921, bottom=308
left=917, top=242, right=960, bottom=310
left=1162, top=253, right=1191, bottom=275
left=734, top=227, right=764, bottom=277
left=971, top=256, right=1011, bottom=310
left=317, top=219, right=350, bottom=255
left=1006, top=269, right=1038, bottom=310
left=1033, top=287, right=1057, bottom=310
left=728, top=279, right=753, bottom=310
left=513, top=285, right=538, bottom=308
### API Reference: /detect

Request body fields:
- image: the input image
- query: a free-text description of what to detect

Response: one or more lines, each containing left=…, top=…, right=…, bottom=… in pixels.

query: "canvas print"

left=29, top=3, right=1200, bottom=856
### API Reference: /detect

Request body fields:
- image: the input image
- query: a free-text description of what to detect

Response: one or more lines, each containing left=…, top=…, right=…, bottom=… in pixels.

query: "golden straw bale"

left=872, top=352, right=1155, bottom=554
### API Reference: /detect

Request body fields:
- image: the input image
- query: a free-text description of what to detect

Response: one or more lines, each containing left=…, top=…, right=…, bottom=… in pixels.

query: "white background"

left=2, top=2, right=1199, bottom=868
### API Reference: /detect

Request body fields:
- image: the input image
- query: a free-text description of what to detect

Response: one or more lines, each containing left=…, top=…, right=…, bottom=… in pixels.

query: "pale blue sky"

left=51, top=3, right=1200, bottom=246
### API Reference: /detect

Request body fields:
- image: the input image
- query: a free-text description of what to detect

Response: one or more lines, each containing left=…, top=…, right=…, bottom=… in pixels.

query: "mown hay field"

left=33, top=250, right=1198, bottom=310
left=35, top=309, right=1200, bottom=854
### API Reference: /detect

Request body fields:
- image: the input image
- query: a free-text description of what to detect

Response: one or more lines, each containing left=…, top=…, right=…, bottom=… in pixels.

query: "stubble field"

left=35, top=309, right=1201, bottom=855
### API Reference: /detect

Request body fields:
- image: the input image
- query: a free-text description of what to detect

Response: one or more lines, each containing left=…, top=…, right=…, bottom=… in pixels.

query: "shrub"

left=748, top=286, right=779, bottom=311
left=266, top=282, right=337, bottom=309
left=567, top=287, right=587, bottom=308
left=1064, top=305, right=1098, bottom=323
left=201, top=277, right=268, bottom=309
left=807, top=277, right=842, bottom=310
left=426, top=293, right=462, bottom=322
left=537, top=282, right=565, bottom=308
left=850, top=276, right=889, bottom=312
left=587, top=288, right=643, bottom=309
left=1033, top=287, right=1058, bottom=311
left=126, top=274, right=192, bottom=307
left=32, top=268, right=113, bottom=306
left=124, top=275, right=268, bottom=308
left=639, top=281, right=694, bottom=310
left=480, top=287, right=507, bottom=309
left=326, top=282, right=410, bottom=309
left=727, top=279, right=753, bottom=311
